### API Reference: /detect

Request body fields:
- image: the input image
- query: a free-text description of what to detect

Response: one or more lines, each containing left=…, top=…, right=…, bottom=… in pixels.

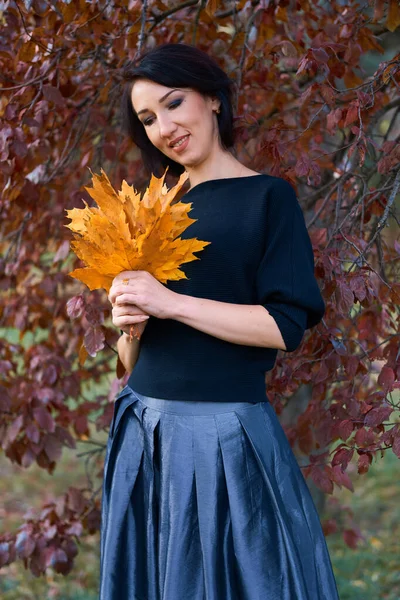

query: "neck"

left=184, top=147, right=247, bottom=189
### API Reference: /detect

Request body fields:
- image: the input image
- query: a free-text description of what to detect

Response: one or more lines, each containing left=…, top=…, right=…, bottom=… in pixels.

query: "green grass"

left=0, top=426, right=105, bottom=599
left=326, top=449, right=400, bottom=600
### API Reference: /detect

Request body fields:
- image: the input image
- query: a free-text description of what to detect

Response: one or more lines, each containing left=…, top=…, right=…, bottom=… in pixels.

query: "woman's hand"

left=108, top=270, right=179, bottom=321
left=110, top=299, right=150, bottom=337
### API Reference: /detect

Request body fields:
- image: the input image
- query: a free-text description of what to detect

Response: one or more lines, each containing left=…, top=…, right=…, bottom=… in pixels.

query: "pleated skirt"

left=99, top=385, right=339, bottom=600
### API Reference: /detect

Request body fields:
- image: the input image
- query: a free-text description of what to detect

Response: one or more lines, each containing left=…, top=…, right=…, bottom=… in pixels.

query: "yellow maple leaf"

left=65, top=167, right=211, bottom=341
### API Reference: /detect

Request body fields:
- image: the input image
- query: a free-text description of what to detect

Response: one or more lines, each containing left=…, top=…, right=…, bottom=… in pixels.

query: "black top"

left=127, top=174, right=325, bottom=403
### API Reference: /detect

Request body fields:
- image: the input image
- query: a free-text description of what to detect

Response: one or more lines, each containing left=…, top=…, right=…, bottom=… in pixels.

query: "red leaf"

left=357, top=453, right=372, bottom=474
left=349, top=275, right=367, bottom=302
left=56, top=426, right=76, bottom=449
left=344, top=355, right=360, bottom=378
left=74, top=414, right=89, bottom=436
left=84, top=506, right=101, bottom=534
left=326, top=108, right=342, bottom=134
left=53, top=240, right=70, bottom=263
left=336, top=280, right=354, bottom=313
left=320, top=85, right=335, bottom=105
left=29, top=550, right=47, bottom=577
left=322, top=518, right=337, bottom=536
left=343, top=528, right=361, bottom=549
left=332, top=464, right=354, bottom=492
left=84, top=326, right=105, bottom=357
left=0, top=362, right=12, bottom=374
left=67, top=487, right=87, bottom=513
left=5, top=414, right=24, bottom=444
left=338, top=419, right=353, bottom=441
left=364, top=405, right=393, bottom=427
left=33, top=407, right=56, bottom=433
left=310, top=466, right=334, bottom=494
left=332, top=447, right=354, bottom=469
left=355, top=427, right=375, bottom=447
left=344, top=101, right=359, bottom=127
left=309, top=227, right=327, bottom=246
left=65, top=521, right=83, bottom=536
left=315, top=360, right=330, bottom=383
left=25, top=423, right=40, bottom=444
left=0, top=542, right=11, bottom=568
left=21, top=447, right=36, bottom=468
left=84, top=305, right=104, bottom=326
left=298, top=426, right=313, bottom=454
left=15, top=531, right=36, bottom=558
left=42, top=364, right=58, bottom=386
left=64, top=537, right=79, bottom=559
left=43, top=525, right=57, bottom=541
left=392, top=431, right=400, bottom=458
left=42, top=85, right=66, bottom=107
left=377, top=366, right=395, bottom=392
left=66, top=294, right=85, bottom=319
left=0, top=384, right=11, bottom=411
left=296, top=55, right=311, bottom=76
left=294, top=156, right=310, bottom=178
left=47, top=547, right=69, bottom=573
left=311, top=47, right=329, bottom=62
left=43, top=434, right=63, bottom=462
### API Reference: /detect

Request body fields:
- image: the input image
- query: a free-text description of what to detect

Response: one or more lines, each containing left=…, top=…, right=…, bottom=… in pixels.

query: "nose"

left=157, top=113, right=177, bottom=140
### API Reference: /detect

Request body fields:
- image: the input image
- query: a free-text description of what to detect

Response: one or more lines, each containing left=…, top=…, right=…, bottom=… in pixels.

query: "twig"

left=235, top=6, right=262, bottom=114
left=149, top=0, right=199, bottom=32
left=347, top=168, right=400, bottom=271
left=15, top=0, right=57, bottom=55
left=136, top=0, right=148, bottom=56
left=191, top=0, right=206, bottom=45
left=0, top=54, right=61, bottom=91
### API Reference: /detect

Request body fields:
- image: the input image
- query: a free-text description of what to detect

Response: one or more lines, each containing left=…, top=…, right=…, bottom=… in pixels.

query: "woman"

left=99, top=43, right=339, bottom=600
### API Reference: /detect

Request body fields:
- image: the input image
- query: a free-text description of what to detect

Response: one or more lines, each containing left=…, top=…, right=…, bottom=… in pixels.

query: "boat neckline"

left=184, top=173, right=268, bottom=195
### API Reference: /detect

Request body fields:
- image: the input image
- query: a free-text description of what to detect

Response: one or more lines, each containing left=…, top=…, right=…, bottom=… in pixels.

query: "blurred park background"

left=1, top=0, right=400, bottom=598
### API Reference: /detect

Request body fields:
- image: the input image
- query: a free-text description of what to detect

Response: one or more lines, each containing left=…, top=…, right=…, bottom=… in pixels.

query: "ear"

left=208, top=95, right=221, bottom=112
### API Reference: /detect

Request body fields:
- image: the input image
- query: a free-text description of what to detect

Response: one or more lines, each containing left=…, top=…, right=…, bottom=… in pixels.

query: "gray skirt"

left=99, top=385, right=339, bottom=600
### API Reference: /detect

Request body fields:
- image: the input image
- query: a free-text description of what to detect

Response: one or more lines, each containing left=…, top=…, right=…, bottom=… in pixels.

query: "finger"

left=108, top=284, right=121, bottom=304
left=112, top=284, right=135, bottom=300
left=114, top=293, right=139, bottom=306
left=113, top=314, right=149, bottom=328
left=112, top=305, right=147, bottom=317
left=109, top=284, right=130, bottom=304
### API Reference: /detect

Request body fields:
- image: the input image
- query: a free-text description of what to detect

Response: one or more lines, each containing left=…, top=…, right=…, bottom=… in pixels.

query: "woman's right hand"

left=108, top=278, right=149, bottom=335
left=111, top=301, right=150, bottom=336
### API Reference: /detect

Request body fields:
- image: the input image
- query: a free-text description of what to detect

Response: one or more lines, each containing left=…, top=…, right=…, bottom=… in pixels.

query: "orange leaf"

left=205, top=0, right=219, bottom=17
left=387, top=0, right=400, bottom=32
left=65, top=168, right=211, bottom=295
left=78, top=342, right=88, bottom=366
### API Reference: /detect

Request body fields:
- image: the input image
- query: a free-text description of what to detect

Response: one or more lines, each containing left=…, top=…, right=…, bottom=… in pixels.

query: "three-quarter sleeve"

left=255, top=178, right=325, bottom=352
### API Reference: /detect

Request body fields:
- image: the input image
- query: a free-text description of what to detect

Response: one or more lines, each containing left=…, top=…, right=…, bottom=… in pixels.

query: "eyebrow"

left=136, top=89, right=181, bottom=117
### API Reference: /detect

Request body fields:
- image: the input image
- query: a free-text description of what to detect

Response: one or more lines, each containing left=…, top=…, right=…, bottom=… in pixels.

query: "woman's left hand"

left=108, top=271, right=180, bottom=320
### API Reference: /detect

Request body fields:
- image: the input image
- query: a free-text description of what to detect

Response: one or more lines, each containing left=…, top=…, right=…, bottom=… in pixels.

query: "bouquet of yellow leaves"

left=65, top=167, right=211, bottom=341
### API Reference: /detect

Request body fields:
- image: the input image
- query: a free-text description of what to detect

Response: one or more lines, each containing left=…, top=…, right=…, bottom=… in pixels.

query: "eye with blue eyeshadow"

left=142, top=99, right=183, bottom=127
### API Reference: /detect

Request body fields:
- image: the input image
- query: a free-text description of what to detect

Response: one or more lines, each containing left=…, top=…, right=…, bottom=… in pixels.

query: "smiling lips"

left=169, top=134, right=190, bottom=152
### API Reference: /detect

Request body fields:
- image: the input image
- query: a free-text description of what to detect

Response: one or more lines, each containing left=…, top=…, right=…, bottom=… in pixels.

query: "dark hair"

left=121, top=43, right=237, bottom=177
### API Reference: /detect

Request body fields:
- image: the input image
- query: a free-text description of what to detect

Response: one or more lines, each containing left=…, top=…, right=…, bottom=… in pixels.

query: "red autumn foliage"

left=1, top=0, right=399, bottom=577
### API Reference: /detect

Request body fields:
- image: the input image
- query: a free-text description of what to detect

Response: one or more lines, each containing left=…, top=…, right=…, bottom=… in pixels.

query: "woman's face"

left=130, top=79, right=221, bottom=168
